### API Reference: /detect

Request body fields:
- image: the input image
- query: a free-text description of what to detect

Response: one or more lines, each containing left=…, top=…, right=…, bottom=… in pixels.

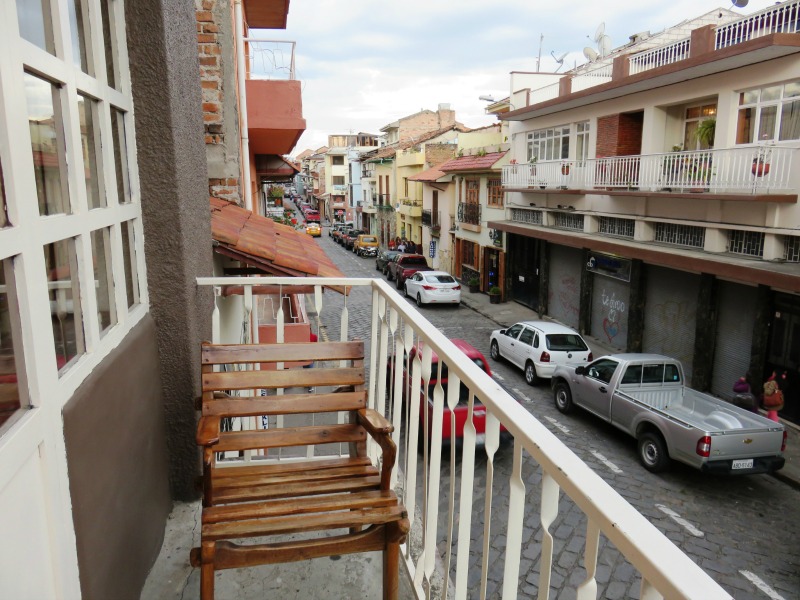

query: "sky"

left=262, top=0, right=782, bottom=155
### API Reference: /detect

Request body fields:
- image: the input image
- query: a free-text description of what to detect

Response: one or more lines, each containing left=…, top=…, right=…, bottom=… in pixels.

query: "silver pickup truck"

left=550, top=354, right=786, bottom=474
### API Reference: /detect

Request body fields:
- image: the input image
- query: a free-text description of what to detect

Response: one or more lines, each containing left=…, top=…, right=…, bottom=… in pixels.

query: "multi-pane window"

left=2, top=0, right=145, bottom=430
left=784, top=236, right=800, bottom=263
left=465, top=179, right=479, bottom=203
left=331, top=155, right=344, bottom=166
left=332, top=176, right=345, bottom=186
left=736, top=81, right=800, bottom=143
left=684, top=104, right=717, bottom=150
left=552, top=211, right=584, bottom=231
left=487, top=178, right=503, bottom=207
left=598, top=216, right=635, bottom=238
left=654, top=223, right=705, bottom=248
left=511, top=208, right=543, bottom=225
left=527, top=126, right=570, bottom=162
left=727, top=230, right=764, bottom=257
left=461, top=240, right=478, bottom=269
left=576, top=121, right=590, bottom=164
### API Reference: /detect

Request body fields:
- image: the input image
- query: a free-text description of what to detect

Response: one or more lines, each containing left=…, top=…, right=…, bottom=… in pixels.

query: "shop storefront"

left=588, top=251, right=631, bottom=352
left=507, top=234, right=542, bottom=310
left=710, top=281, right=759, bottom=400
left=548, top=245, right=583, bottom=330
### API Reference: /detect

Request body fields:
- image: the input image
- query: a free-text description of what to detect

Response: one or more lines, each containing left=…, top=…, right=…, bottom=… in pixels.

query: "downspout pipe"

left=234, top=0, right=253, bottom=212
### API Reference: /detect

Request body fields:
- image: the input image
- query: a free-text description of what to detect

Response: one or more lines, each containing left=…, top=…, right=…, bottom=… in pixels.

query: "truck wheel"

left=638, top=432, right=670, bottom=473
left=524, top=361, right=539, bottom=386
left=396, top=277, right=403, bottom=290
left=553, top=381, right=573, bottom=414
left=490, top=341, right=501, bottom=361
left=386, top=270, right=393, bottom=281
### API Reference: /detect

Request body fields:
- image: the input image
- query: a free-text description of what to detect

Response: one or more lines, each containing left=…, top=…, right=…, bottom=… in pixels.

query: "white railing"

left=529, top=82, right=560, bottom=105
left=715, top=0, right=800, bottom=49
left=196, top=276, right=732, bottom=600
left=502, top=146, right=796, bottom=194
left=244, top=38, right=296, bottom=80
left=629, top=38, right=691, bottom=75
left=570, top=62, right=613, bottom=92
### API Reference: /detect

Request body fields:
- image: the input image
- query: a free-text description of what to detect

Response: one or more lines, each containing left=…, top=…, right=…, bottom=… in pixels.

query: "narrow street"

left=309, top=221, right=800, bottom=600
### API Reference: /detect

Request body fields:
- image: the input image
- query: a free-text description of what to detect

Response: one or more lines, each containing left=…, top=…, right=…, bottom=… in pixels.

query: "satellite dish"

left=594, top=22, right=606, bottom=43
left=551, top=50, right=568, bottom=72
left=583, top=47, right=599, bottom=62
left=599, top=35, right=612, bottom=57
left=731, top=0, right=748, bottom=6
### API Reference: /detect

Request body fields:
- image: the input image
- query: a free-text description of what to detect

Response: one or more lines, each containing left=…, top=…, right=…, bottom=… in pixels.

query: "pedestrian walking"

left=407, top=240, right=416, bottom=254
left=732, top=373, right=757, bottom=412
left=762, top=370, right=784, bottom=422
left=397, top=240, right=406, bottom=253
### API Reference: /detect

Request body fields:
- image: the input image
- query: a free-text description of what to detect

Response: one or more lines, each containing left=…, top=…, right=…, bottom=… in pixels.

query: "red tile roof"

left=438, top=151, right=507, bottom=173
left=408, top=165, right=449, bottom=183
left=210, top=198, right=345, bottom=282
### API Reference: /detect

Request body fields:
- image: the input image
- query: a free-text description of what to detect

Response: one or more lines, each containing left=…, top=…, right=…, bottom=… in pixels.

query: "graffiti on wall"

left=549, top=275, right=580, bottom=327
left=601, top=288, right=626, bottom=343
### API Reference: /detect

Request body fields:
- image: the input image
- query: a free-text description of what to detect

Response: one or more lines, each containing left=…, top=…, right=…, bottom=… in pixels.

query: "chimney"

left=437, top=103, right=455, bottom=128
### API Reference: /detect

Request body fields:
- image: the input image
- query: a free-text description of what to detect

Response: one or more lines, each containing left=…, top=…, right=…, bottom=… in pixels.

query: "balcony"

left=502, top=146, right=798, bottom=202
left=397, top=147, right=425, bottom=167
left=399, top=199, right=422, bottom=217
left=173, top=276, right=732, bottom=599
left=376, top=193, right=393, bottom=210
left=457, top=202, right=481, bottom=227
left=422, top=209, right=441, bottom=235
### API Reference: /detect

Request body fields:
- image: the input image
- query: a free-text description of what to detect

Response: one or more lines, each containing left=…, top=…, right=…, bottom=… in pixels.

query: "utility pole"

left=536, top=33, right=544, bottom=71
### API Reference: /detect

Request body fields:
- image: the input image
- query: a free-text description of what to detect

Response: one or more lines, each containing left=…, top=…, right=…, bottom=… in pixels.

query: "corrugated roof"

left=210, top=198, right=345, bottom=283
left=439, top=151, right=507, bottom=173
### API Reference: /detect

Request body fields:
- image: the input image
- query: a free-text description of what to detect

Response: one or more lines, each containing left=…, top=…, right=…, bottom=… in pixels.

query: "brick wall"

left=424, top=143, right=457, bottom=168
left=596, top=112, right=644, bottom=157
left=197, top=1, right=241, bottom=204
left=397, top=108, right=457, bottom=142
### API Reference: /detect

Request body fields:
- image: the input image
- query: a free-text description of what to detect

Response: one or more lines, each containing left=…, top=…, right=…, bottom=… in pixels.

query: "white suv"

left=489, top=321, right=592, bottom=385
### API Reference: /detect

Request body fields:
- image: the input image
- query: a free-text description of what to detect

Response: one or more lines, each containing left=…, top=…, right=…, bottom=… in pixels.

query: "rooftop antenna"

left=536, top=33, right=544, bottom=71
left=598, top=35, right=612, bottom=57
left=551, top=51, right=568, bottom=72
left=583, top=47, right=599, bottom=62
left=594, top=22, right=605, bottom=44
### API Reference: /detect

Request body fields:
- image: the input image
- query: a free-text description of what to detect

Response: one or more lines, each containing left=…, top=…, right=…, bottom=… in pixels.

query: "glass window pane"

left=16, top=0, right=54, bottom=54
left=0, top=261, right=24, bottom=431
left=736, top=107, right=755, bottom=144
left=761, top=85, right=781, bottom=102
left=785, top=82, right=800, bottom=99
left=78, top=95, right=104, bottom=209
left=111, top=108, right=131, bottom=204
left=739, top=90, right=758, bottom=105
left=100, top=1, right=119, bottom=89
left=0, top=161, right=9, bottom=228
left=25, top=73, right=70, bottom=216
left=91, top=228, right=116, bottom=334
left=67, top=0, right=90, bottom=73
left=779, top=99, right=800, bottom=141
left=121, top=220, right=139, bottom=308
left=45, top=239, right=84, bottom=372
left=758, top=105, right=778, bottom=141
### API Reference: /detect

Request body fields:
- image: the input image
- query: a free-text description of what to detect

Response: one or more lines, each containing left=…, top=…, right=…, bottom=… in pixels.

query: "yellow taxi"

left=305, top=222, right=321, bottom=237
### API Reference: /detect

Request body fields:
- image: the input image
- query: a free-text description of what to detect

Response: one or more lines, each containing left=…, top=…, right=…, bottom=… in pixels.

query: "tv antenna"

left=551, top=51, right=568, bottom=72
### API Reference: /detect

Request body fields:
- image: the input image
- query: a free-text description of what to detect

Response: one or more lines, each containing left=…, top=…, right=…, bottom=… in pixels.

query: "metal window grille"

left=598, top=216, right=635, bottom=238
left=552, top=211, right=584, bottom=231
left=510, top=208, right=543, bottom=225
left=654, top=223, right=705, bottom=248
left=783, top=236, right=800, bottom=262
left=727, top=230, right=764, bottom=257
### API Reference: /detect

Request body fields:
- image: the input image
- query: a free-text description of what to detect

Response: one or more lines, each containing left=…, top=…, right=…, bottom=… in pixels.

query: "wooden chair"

left=190, top=340, right=409, bottom=600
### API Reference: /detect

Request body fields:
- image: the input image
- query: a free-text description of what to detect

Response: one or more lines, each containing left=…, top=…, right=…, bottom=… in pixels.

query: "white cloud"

left=275, top=0, right=782, bottom=153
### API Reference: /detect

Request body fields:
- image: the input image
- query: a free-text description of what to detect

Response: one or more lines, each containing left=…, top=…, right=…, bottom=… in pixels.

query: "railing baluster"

left=402, top=321, right=419, bottom=562
left=422, top=356, right=445, bottom=596
left=640, top=579, right=664, bottom=600
left=576, top=519, right=601, bottom=599
left=454, top=389, right=477, bottom=600
left=441, top=371, right=460, bottom=600
left=479, top=411, right=500, bottom=600
left=502, top=428, right=524, bottom=600
left=388, top=308, right=402, bottom=489
left=538, top=472, right=560, bottom=600
left=413, top=343, right=433, bottom=592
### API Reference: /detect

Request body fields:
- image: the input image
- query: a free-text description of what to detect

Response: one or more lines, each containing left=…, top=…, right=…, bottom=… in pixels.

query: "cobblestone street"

left=310, top=226, right=800, bottom=600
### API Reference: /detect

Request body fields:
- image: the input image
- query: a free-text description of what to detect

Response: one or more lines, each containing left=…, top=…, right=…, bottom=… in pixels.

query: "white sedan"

left=489, top=320, right=592, bottom=385
left=404, top=271, right=461, bottom=307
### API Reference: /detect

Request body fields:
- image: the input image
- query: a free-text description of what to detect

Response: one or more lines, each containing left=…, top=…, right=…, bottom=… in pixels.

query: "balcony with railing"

left=502, top=146, right=797, bottom=200
left=399, top=199, right=422, bottom=217
left=245, top=39, right=306, bottom=155
left=377, top=193, right=393, bottom=209
left=177, top=276, right=733, bottom=599
left=457, top=202, right=481, bottom=227
left=421, top=209, right=441, bottom=234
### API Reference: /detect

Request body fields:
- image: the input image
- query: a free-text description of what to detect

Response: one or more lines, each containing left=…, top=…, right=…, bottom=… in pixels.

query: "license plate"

left=732, top=459, right=753, bottom=470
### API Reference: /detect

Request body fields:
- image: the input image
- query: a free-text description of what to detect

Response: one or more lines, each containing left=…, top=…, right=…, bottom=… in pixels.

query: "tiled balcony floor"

left=141, top=501, right=416, bottom=600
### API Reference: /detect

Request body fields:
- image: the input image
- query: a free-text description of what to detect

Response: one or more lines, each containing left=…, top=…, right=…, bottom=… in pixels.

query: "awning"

left=210, top=198, right=347, bottom=291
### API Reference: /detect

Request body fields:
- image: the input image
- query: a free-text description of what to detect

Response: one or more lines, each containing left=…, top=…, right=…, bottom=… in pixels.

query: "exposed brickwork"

left=596, top=112, right=644, bottom=157
left=397, top=108, right=457, bottom=142
left=209, top=177, right=240, bottom=203
left=424, top=143, right=457, bottom=168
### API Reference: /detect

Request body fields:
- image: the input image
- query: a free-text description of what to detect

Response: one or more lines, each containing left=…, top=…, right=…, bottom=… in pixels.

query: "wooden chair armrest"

left=356, top=408, right=393, bottom=436
left=196, top=416, right=221, bottom=446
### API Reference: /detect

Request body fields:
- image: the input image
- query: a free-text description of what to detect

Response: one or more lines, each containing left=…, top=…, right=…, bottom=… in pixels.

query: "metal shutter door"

left=591, top=274, right=630, bottom=351
left=642, top=266, right=700, bottom=384
left=711, top=282, right=757, bottom=399
left=547, top=245, right=582, bottom=330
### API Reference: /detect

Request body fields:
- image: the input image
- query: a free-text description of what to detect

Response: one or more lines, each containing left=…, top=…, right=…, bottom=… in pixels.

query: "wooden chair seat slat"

left=203, top=391, right=366, bottom=416
left=202, top=489, right=398, bottom=524
left=212, top=475, right=382, bottom=504
left=212, top=464, right=379, bottom=489
left=202, top=341, right=364, bottom=365
left=210, top=456, right=371, bottom=478
left=202, top=506, right=408, bottom=542
left=213, top=424, right=366, bottom=452
left=203, top=367, right=364, bottom=392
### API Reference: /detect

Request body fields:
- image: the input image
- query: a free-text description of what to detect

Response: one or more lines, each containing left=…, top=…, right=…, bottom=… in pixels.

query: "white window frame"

left=736, top=80, right=800, bottom=144
left=527, top=125, right=571, bottom=162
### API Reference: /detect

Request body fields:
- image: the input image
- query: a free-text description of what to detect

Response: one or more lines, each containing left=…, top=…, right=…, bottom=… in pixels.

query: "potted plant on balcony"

left=488, top=286, right=502, bottom=304
left=694, top=118, right=716, bottom=149
left=752, top=141, right=772, bottom=177
left=467, top=276, right=480, bottom=293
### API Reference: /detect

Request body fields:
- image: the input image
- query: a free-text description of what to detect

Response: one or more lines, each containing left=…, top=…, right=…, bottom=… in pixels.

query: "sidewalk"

left=459, top=289, right=800, bottom=491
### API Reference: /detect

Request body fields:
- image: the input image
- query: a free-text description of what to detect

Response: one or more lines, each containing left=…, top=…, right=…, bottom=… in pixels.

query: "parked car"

left=376, top=249, right=399, bottom=273
left=382, top=252, right=402, bottom=277
left=489, top=321, right=592, bottom=385
left=343, top=229, right=364, bottom=251
left=354, top=234, right=379, bottom=257
left=304, top=210, right=320, bottom=223
left=392, top=339, right=507, bottom=445
left=387, top=254, right=433, bottom=289
left=551, top=354, right=786, bottom=474
left=329, top=222, right=344, bottom=237
left=305, top=223, right=321, bottom=237
left=404, top=271, right=461, bottom=307
left=337, top=224, right=356, bottom=245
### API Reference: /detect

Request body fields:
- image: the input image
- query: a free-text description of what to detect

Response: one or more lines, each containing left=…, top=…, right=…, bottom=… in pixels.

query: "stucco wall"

left=126, top=0, right=214, bottom=501
left=64, top=317, right=170, bottom=600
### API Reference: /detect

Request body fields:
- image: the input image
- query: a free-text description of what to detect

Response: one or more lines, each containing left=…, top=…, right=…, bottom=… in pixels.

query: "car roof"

left=512, top=320, right=584, bottom=335
left=419, top=271, right=454, bottom=278
left=410, top=339, right=491, bottom=374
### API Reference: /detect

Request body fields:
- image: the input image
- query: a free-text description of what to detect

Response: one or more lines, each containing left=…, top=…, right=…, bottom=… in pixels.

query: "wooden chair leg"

left=383, top=540, right=400, bottom=600
left=200, top=541, right=215, bottom=600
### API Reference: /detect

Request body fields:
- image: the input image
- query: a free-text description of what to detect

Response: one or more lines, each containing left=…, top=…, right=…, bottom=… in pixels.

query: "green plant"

left=476, top=148, right=487, bottom=157
left=269, top=185, right=285, bottom=198
left=694, top=118, right=716, bottom=148
left=488, top=286, right=501, bottom=295
left=468, top=276, right=480, bottom=286
left=457, top=149, right=464, bottom=157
